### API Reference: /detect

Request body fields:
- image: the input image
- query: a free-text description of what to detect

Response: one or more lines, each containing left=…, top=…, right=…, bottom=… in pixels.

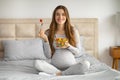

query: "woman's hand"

left=61, top=41, right=70, bottom=49
left=38, top=29, right=48, bottom=42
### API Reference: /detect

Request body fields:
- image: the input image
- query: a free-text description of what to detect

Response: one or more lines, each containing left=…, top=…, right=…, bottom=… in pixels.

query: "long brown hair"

left=47, top=5, right=76, bottom=57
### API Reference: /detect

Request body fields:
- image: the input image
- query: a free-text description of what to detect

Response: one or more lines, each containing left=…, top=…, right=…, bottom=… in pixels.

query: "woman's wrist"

left=44, top=38, right=48, bottom=42
left=66, top=45, right=70, bottom=49
left=65, top=43, right=70, bottom=49
left=44, top=40, right=48, bottom=42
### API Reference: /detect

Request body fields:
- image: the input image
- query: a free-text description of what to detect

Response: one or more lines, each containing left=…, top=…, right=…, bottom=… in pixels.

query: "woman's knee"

left=81, top=60, right=90, bottom=69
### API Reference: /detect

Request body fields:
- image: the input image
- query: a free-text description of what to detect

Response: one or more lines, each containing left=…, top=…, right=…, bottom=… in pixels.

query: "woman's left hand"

left=61, top=41, right=70, bottom=48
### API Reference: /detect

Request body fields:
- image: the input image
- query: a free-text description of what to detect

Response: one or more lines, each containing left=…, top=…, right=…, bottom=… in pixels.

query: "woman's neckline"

left=55, top=34, right=65, bottom=35
left=55, top=34, right=66, bottom=38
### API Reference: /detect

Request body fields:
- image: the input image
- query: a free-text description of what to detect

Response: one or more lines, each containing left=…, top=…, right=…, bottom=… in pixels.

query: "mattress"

left=0, top=54, right=120, bottom=80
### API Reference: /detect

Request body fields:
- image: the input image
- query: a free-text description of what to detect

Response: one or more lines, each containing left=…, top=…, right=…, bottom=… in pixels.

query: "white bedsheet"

left=0, top=68, right=120, bottom=80
left=0, top=54, right=120, bottom=80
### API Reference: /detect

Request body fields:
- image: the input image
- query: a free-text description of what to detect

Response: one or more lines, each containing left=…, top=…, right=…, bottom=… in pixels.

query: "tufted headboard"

left=0, top=18, right=98, bottom=59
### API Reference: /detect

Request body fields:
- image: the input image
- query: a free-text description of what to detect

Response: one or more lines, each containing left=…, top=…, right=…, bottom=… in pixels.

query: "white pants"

left=34, top=60, right=90, bottom=75
left=62, top=61, right=90, bottom=75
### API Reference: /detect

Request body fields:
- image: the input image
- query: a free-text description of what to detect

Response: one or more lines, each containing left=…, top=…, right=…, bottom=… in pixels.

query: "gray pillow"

left=79, top=36, right=85, bottom=52
left=2, top=38, right=46, bottom=60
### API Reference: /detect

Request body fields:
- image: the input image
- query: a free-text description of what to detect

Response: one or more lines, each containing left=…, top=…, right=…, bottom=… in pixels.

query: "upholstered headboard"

left=0, top=18, right=98, bottom=59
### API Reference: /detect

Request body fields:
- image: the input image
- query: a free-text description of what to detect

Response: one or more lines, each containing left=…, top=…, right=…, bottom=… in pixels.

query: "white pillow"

left=2, top=38, right=46, bottom=60
left=34, top=60, right=60, bottom=74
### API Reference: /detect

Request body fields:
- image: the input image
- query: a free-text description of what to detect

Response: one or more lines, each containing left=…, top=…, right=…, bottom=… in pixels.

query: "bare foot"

left=56, top=72, right=62, bottom=76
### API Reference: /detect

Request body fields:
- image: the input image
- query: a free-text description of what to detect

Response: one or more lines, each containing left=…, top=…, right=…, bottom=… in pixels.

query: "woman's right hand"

left=38, top=29, right=48, bottom=42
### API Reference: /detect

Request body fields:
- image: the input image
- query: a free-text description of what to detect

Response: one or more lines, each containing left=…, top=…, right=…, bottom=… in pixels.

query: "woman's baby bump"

left=51, top=50, right=77, bottom=70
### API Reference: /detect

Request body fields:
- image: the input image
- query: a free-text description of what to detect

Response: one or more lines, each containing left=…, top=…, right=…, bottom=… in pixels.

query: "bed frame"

left=0, top=18, right=98, bottom=59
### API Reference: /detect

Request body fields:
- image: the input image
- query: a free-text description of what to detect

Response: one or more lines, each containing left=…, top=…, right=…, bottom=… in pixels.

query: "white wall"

left=0, top=0, right=119, bottom=67
left=118, top=0, right=120, bottom=12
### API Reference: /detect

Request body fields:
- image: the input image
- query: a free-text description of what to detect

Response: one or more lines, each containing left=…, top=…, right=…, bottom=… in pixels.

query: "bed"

left=0, top=18, right=120, bottom=80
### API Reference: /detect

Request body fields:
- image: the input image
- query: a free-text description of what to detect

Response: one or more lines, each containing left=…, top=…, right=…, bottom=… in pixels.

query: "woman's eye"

left=62, top=13, right=65, bottom=16
left=56, top=13, right=65, bottom=17
left=56, top=13, right=60, bottom=16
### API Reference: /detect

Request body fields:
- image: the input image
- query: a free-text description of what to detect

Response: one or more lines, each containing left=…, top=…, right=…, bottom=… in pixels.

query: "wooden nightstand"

left=110, top=46, right=120, bottom=70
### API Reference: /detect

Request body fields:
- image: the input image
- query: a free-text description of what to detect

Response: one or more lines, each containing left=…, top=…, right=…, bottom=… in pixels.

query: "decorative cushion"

left=79, top=36, right=85, bottom=52
left=2, top=38, right=46, bottom=60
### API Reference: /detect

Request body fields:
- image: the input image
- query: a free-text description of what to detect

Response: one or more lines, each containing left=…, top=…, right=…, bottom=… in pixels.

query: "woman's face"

left=55, top=9, right=66, bottom=25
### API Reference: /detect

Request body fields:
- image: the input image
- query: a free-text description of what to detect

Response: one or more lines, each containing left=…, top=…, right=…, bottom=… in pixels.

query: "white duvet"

left=0, top=54, right=120, bottom=80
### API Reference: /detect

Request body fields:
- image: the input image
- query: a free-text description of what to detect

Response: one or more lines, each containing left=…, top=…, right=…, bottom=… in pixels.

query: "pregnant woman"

left=35, top=5, right=90, bottom=76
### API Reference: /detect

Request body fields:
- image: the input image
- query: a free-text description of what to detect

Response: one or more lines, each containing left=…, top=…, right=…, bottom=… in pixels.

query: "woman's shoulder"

left=72, top=26, right=80, bottom=36
left=72, top=26, right=78, bottom=32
